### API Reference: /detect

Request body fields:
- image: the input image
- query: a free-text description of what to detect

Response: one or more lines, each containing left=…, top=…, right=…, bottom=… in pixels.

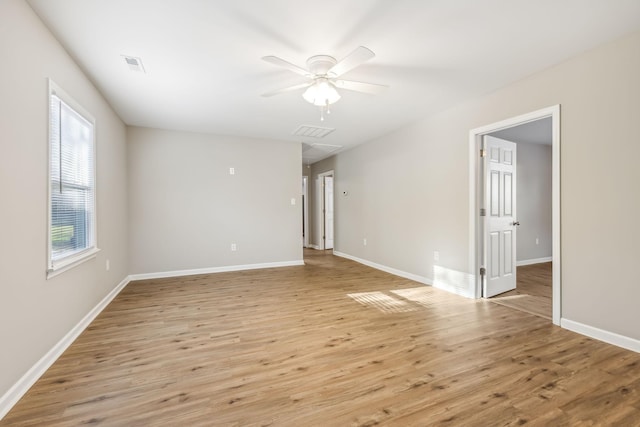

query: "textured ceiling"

left=27, top=0, right=640, bottom=163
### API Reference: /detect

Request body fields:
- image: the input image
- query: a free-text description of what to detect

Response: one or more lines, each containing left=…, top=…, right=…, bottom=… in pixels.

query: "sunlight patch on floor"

left=347, top=291, right=417, bottom=314
left=391, top=286, right=475, bottom=306
left=390, top=287, right=438, bottom=307
left=491, top=294, right=529, bottom=300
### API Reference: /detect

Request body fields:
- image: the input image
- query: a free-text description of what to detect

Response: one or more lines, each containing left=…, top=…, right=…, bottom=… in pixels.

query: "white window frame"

left=47, top=79, right=99, bottom=279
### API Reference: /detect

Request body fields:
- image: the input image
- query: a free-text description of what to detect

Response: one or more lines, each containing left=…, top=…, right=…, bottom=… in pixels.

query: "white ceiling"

left=27, top=0, right=640, bottom=163
left=490, top=117, right=552, bottom=145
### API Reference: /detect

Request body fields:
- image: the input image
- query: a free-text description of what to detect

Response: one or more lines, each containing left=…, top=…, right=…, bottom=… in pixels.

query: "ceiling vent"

left=293, top=125, right=335, bottom=138
left=122, top=55, right=145, bottom=73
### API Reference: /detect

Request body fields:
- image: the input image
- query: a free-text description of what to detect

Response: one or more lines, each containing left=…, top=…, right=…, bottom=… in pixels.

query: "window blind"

left=49, top=93, right=95, bottom=268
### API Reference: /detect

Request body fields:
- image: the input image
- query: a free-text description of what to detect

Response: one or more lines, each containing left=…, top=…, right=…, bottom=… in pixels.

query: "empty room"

left=2, top=0, right=640, bottom=425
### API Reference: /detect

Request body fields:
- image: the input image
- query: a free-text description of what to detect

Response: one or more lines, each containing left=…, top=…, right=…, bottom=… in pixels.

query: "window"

left=47, top=80, right=98, bottom=277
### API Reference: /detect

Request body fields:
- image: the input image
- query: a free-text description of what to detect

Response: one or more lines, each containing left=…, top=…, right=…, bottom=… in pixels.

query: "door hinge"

left=480, top=267, right=486, bottom=276
left=480, top=208, right=486, bottom=217
left=480, top=148, right=486, bottom=158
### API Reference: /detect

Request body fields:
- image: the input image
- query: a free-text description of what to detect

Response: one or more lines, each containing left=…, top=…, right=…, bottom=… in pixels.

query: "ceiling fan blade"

left=334, top=79, right=388, bottom=95
left=329, top=46, right=375, bottom=77
left=262, top=56, right=311, bottom=77
left=261, top=82, right=311, bottom=97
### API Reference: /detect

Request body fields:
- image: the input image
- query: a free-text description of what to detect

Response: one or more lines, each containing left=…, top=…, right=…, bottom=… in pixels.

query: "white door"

left=483, top=136, right=518, bottom=297
left=315, top=177, right=323, bottom=249
left=302, top=176, right=309, bottom=248
left=324, top=176, right=334, bottom=249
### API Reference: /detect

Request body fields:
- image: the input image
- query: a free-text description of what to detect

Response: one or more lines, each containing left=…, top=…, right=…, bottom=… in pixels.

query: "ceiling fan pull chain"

left=320, top=105, right=325, bottom=121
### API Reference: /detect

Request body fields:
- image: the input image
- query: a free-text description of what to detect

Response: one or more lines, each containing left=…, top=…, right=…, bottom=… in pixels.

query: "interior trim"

left=516, top=257, right=552, bottom=267
left=128, top=260, right=305, bottom=281
left=561, top=318, right=640, bottom=354
left=333, top=251, right=431, bottom=285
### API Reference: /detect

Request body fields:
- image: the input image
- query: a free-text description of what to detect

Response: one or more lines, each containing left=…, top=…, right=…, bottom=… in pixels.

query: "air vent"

left=122, top=55, right=145, bottom=73
left=293, top=125, right=335, bottom=138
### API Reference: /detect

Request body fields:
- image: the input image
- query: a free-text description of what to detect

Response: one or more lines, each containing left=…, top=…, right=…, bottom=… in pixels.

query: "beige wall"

left=0, top=0, right=129, bottom=397
left=2, top=0, right=639, bottom=407
left=127, top=127, right=302, bottom=274
left=516, top=142, right=552, bottom=262
left=322, top=30, right=640, bottom=340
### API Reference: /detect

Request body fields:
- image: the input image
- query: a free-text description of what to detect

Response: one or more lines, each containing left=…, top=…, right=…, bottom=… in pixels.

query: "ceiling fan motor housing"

left=306, top=55, right=337, bottom=76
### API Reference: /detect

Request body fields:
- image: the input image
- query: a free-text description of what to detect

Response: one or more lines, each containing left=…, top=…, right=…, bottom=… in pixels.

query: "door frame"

left=302, top=176, right=309, bottom=248
left=317, top=170, right=334, bottom=250
left=468, top=105, right=561, bottom=325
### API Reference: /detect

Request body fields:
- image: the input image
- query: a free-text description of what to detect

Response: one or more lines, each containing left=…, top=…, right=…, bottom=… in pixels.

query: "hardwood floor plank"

left=2, top=251, right=639, bottom=426
left=490, top=262, right=552, bottom=320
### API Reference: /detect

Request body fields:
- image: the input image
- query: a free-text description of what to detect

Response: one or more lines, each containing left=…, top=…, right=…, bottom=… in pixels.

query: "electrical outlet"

left=536, top=237, right=539, bottom=245
left=291, top=198, right=296, bottom=205
left=229, top=167, right=235, bottom=175
left=434, top=251, right=440, bottom=261
left=363, top=238, right=367, bottom=246
left=231, top=243, right=237, bottom=251
left=106, top=259, right=110, bottom=271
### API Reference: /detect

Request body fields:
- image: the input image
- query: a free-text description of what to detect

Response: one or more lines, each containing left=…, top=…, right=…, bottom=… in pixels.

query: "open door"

left=324, top=176, right=334, bottom=249
left=483, top=136, right=518, bottom=297
left=302, top=176, right=309, bottom=248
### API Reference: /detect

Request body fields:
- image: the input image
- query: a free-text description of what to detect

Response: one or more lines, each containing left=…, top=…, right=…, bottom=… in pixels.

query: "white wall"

left=516, top=142, right=552, bottom=263
left=322, top=30, right=640, bottom=341
left=0, top=0, right=129, bottom=398
left=127, top=127, right=302, bottom=274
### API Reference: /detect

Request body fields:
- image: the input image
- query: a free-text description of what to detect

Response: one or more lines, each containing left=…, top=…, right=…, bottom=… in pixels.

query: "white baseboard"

left=308, top=244, right=321, bottom=250
left=129, top=260, right=305, bottom=281
left=0, top=275, right=131, bottom=420
left=0, top=259, right=306, bottom=419
left=516, top=257, right=552, bottom=266
left=333, top=251, right=478, bottom=299
left=333, top=251, right=431, bottom=286
left=432, top=265, right=476, bottom=298
left=561, top=318, right=640, bottom=353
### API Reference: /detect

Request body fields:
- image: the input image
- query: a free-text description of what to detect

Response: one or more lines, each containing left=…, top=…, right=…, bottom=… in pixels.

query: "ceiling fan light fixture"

left=263, top=46, right=382, bottom=121
left=302, top=78, right=341, bottom=106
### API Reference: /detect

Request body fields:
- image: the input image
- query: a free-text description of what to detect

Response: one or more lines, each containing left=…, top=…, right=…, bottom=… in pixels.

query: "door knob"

left=511, top=221, right=520, bottom=226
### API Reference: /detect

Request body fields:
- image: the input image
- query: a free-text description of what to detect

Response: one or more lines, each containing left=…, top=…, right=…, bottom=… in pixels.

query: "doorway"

left=469, top=105, right=561, bottom=325
left=485, top=121, right=553, bottom=319
left=317, top=170, right=334, bottom=250
left=302, top=176, right=309, bottom=248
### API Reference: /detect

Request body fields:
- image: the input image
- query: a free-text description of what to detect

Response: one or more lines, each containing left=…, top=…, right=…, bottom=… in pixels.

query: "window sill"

left=47, top=247, right=101, bottom=279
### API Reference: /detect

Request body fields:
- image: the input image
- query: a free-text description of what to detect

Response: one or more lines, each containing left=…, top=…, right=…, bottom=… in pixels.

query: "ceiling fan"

left=261, top=46, right=388, bottom=120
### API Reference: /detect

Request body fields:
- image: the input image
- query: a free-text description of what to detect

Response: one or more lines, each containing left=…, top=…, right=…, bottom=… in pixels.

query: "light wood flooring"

left=490, top=262, right=552, bottom=320
left=3, top=251, right=640, bottom=426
